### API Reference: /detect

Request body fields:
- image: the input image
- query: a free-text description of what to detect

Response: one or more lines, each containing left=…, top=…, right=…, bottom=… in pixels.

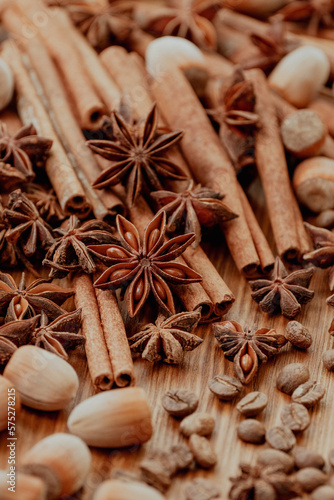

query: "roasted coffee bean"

left=257, top=449, right=295, bottom=473
left=285, top=321, right=312, bottom=349
left=295, top=467, right=327, bottom=492
left=189, top=435, right=217, bottom=469
left=266, top=425, right=296, bottom=451
left=276, top=363, right=310, bottom=395
left=208, top=374, right=243, bottom=401
left=170, top=443, right=193, bottom=470
left=184, top=478, right=220, bottom=500
left=236, top=391, right=268, bottom=417
left=162, top=389, right=199, bottom=418
left=323, top=349, right=334, bottom=371
left=291, top=380, right=325, bottom=408
left=180, top=413, right=215, bottom=437
left=140, top=450, right=175, bottom=492
left=281, top=403, right=310, bottom=432
left=311, top=485, right=334, bottom=500
left=293, top=446, right=325, bottom=470
left=237, top=419, right=266, bottom=444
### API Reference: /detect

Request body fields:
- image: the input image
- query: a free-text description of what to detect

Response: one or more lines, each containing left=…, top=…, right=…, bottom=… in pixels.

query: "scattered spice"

left=184, top=478, right=220, bottom=500
left=0, top=200, right=17, bottom=267
left=25, top=183, right=65, bottom=224
left=304, top=224, right=334, bottom=300
left=162, top=388, right=199, bottom=418
left=291, top=380, right=325, bottom=407
left=208, top=374, right=243, bottom=401
left=276, top=362, right=310, bottom=395
left=275, top=0, right=334, bottom=36
left=0, top=162, right=27, bottom=192
left=280, top=402, right=311, bottom=432
left=236, top=391, right=268, bottom=417
left=188, top=434, right=217, bottom=469
left=266, top=425, right=297, bottom=451
left=0, top=316, right=39, bottom=365
left=180, top=412, right=215, bottom=437
left=237, top=419, right=266, bottom=444
left=285, top=320, right=313, bottom=349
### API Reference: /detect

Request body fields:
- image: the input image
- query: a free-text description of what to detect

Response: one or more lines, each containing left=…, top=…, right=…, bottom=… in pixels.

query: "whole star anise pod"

left=151, top=180, right=238, bottom=247
left=43, top=215, right=118, bottom=279
left=25, top=183, right=65, bottom=225
left=0, top=162, right=27, bottom=192
left=134, top=0, right=222, bottom=49
left=87, top=104, right=188, bottom=207
left=0, top=122, right=52, bottom=182
left=31, top=309, right=84, bottom=360
left=3, top=189, right=55, bottom=258
left=213, top=320, right=287, bottom=383
left=129, top=310, right=203, bottom=363
left=0, top=201, right=17, bottom=268
left=0, top=316, right=39, bottom=365
left=0, top=272, right=74, bottom=322
left=249, top=257, right=314, bottom=319
left=275, top=0, right=334, bottom=36
left=91, top=211, right=202, bottom=317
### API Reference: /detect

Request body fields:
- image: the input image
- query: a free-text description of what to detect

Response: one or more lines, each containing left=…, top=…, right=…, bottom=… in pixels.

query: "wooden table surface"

left=1, top=179, right=333, bottom=500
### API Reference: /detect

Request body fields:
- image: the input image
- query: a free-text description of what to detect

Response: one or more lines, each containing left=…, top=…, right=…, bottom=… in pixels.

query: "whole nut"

left=293, top=157, right=334, bottom=213
left=162, top=388, right=198, bottom=417
left=93, top=479, right=165, bottom=500
left=295, top=467, right=327, bottom=492
left=188, top=434, right=217, bottom=469
left=180, top=412, right=215, bottom=437
left=0, top=470, right=47, bottom=500
left=276, top=363, right=310, bottom=395
left=293, top=447, right=325, bottom=470
left=323, top=349, right=334, bottom=371
left=18, top=463, right=62, bottom=500
left=236, top=391, right=268, bottom=417
left=0, top=375, right=20, bottom=432
left=311, top=485, right=334, bottom=500
left=281, top=110, right=326, bottom=158
left=285, top=321, right=312, bottom=349
left=237, top=419, right=266, bottom=444
left=68, top=387, right=153, bottom=448
left=291, top=380, right=325, bottom=408
left=184, top=478, right=220, bottom=500
left=266, top=425, right=296, bottom=451
left=0, top=58, right=14, bottom=111
left=280, top=403, right=310, bottom=432
left=208, top=374, right=243, bottom=400
left=3, top=345, right=79, bottom=411
left=257, top=449, right=294, bottom=473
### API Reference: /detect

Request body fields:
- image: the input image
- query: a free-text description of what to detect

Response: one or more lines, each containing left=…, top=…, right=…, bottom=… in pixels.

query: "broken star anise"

left=151, top=180, right=238, bottom=247
left=275, top=0, right=334, bottom=36
left=249, top=257, right=314, bottom=319
left=87, top=104, right=188, bottom=207
left=25, top=183, right=65, bottom=225
left=0, top=272, right=74, bottom=322
left=43, top=215, right=118, bottom=279
left=91, top=211, right=202, bottom=317
left=31, top=309, right=84, bottom=360
left=128, top=310, right=203, bottom=363
left=0, top=316, right=39, bottom=365
left=213, top=320, right=287, bottom=384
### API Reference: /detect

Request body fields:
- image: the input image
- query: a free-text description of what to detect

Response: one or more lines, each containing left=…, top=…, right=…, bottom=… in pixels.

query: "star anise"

left=0, top=162, right=27, bottom=192
left=0, top=272, right=74, bottom=322
left=0, top=316, right=39, bottom=365
left=87, top=104, right=188, bottom=207
left=0, top=122, right=52, bottom=182
left=275, top=0, right=334, bottom=36
left=25, top=184, right=65, bottom=225
left=0, top=201, right=17, bottom=267
left=43, top=215, right=118, bottom=279
left=3, top=189, right=55, bottom=258
left=213, top=320, right=287, bottom=383
left=151, top=180, right=238, bottom=247
left=134, top=0, right=222, bottom=49
left=30, top=309, right=84, bottom=360
left=249, top=257, right=314, bottom=319
left=128, top=310, right=203, bottom=363
left=91, top=211, right=202, bottom=317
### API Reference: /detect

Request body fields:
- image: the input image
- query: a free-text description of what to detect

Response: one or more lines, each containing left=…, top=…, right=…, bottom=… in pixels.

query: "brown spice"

left=276, top=362, right=310, bottom=395
left=208, top=374, right=243, bottom=401
left=162, top=388, right=199, bottom=418
left=285, top=320, right=312, bottom=349
left=189, top=434, right=217, bottom=469
left=237, top=419, right=266, bottom=444
left=266, top=425, right=297, bottom=451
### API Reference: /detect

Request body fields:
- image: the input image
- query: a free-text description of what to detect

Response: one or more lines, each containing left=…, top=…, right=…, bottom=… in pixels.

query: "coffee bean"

left=184, top=478, right=220, bottom=500
left=180, top=413, right=215, bottom=437
left=323, top=349, right=334, bottom=371
left=170, top=443, right=193, bottom=470
left=281, top=403, right=310, bottom=432
left=140, top=449, right=175, bottom=491
left=208, top=374, right=243, bottom=400
left=257, top=449, right=294, bottom=473
left=293, top=446, right=325, bottom=470
left=295, top=467, right=327, bottom=492
left=236, top=391, right=268, bottom=417
left=189, top=434, right=217, bottom=469
left=311, top=485, right=334, bottom=500
left=292, top=380, right=325, bottom=408
left=276, top=363, right=310, bottom=395
left=266, top=425, right=296, bottom=451
left=162, top=389, right=199, bottom=418
left=285, top=321, right=312, bottom=349
left=237, top=419, right=266, bottom=444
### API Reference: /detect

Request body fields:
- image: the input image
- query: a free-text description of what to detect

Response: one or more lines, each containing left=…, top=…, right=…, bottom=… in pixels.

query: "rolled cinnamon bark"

left=73, top=273, right=114, bottom=391
left=2, top=39, right=91, bottom=218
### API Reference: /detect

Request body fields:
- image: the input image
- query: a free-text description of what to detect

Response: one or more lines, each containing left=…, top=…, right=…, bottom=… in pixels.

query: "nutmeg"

left=269, top=46, right=330, bottom=108
left=281, top=110, right=327, bottom=158
left=67, top=387, right=153, bottom=448
left=0, top=470, right=47, bottom=500
left=0, top=58, right=14, bottom=111
left=23, top=433, right=91, bottom=496
left=93, top=479, right=165, bottom=500
left=0, top=375, right=20, bottom=432
left=292, top=156, right=334, bottom=213
left=3, top=345, right=79, bottom=411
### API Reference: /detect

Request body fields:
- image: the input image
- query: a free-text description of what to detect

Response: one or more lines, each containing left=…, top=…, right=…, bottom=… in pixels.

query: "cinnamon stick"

left=72, top=273, right=114, bottom=391
left=2, top=39, right=91, bottom=218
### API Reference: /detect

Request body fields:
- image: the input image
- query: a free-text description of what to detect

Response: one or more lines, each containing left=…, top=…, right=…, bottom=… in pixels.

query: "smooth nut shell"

left=0, top=470, right=47, bottom=500
left=281, top=110, right=326, bottom=157
left=67, top=387, right=153, bottom=448
left=93, top=479, right=165, bottom=500
left=0, top=375, right=20, bottom=431
left=23, top=433, right=91, bottom=496
left=3, top=346, right=79, bottom=411
left=0, top=58, right=14, bottom=111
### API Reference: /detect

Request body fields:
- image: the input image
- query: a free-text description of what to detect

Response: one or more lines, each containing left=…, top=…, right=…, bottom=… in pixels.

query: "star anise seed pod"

left=0, top=316, right=40, bottom=365
left=249, top=257, right=314, bottom=319
left=43, top=215, right=118, bottom=279
left=87, top=104, right=188, bottom=207
left=31, top=309, right=84, bottom=360
left=91, top=211, right=202, bottom=317
left=151, top=180, right=238, bottom=247
left=213, top=320, right=287, bottom=384
left=0, top=162, right=28, bottom=192
left=25, top=183, right=65, bottom=224
left=129, top=310, right=202, bottom=363
left=0, top=201, right=17, bottom=268
left=304, top=222, right=334, bottom=268
left=0, top=272, right=74, bottom=322
left=275, top=0, right=334, bottom=36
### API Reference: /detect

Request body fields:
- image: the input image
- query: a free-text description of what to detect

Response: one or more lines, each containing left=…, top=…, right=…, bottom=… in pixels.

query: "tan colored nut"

left=23, top=433, right=91, bottom=496
left=180, top=412, right=215, bottom=437
left=93, top=479, right=165, bottom=500
left=3, top=346, right=79, bottom=411
left=0, top=58, right=14, bottom=111
left=285, top=321, right=312, bottom=349
left=0, top=470, right=47, bottom=500
left=68, top=387, right=153, bottom=448
left=0, top=375, right=20, bottom=432
left=281, top=110, right=326, bottom=158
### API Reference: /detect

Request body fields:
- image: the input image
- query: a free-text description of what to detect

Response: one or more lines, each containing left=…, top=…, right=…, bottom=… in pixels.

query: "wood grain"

left=1, top=181, right=334, bottom=499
